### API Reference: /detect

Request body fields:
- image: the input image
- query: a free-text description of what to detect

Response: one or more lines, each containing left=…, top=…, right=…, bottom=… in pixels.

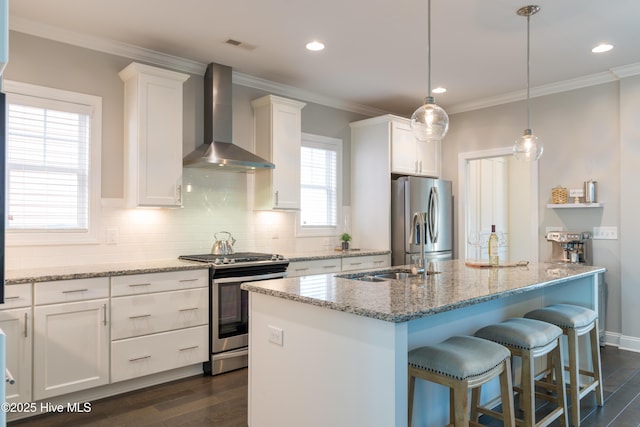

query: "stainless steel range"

left=179, top=252, right=289, bottom=375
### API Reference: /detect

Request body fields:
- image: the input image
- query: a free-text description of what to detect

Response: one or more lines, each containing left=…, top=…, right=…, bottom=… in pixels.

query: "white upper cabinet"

left=251, top=95, right=306, bottom=210
left=389, top=118, right=440, bottom=177
left=119, top=62, right=189, bottom=208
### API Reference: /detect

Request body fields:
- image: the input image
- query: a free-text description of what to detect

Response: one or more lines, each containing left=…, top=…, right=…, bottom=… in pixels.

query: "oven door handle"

left=213, top=272, right=286, bottom=284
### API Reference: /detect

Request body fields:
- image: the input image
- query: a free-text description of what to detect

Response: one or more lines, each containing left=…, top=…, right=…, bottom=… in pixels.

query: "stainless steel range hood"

left=183, top=63, right=274, bottom=171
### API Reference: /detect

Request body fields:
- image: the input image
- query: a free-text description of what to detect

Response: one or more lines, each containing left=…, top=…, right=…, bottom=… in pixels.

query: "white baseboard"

left=603, top=331, right=640, bottom=353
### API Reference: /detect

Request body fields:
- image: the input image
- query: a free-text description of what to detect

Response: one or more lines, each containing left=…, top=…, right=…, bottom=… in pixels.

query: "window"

left=4, top=81, right=102, bottom=245
left=297, top=133, right=342, bottom=237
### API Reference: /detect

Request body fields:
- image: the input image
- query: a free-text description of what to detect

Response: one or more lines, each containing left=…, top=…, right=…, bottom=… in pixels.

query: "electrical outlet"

left=268, top=325, right=284, bottom=346
left=106, top=226, right=119, bottom=244
left=593, top=226, right=618, bottom=240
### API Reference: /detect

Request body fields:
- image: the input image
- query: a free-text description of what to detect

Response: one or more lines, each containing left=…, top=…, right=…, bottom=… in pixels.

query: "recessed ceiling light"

left=306, top=40, right=325, bottom=51
left=592, top=43, right=613, bottom=53
left=432, top=87, right=447, bottom=94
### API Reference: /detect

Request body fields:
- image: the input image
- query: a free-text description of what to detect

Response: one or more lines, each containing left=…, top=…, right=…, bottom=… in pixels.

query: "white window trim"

left=296, top=133, right=343, bottom=238
left=4, top=80, right=103, bottom=246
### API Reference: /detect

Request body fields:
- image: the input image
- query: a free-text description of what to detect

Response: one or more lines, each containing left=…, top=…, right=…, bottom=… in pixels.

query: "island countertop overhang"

left=241, top=259, right=606, bottom=323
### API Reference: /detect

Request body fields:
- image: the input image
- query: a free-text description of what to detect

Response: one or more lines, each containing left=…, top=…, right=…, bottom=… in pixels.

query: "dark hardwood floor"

left=9, top=346, right=640, bottom=426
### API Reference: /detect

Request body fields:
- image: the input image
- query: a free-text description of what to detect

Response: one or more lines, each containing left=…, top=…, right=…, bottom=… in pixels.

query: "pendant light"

left=410, top=0, right=449, bottom=142
left=513, top=5, right=543, bottom=161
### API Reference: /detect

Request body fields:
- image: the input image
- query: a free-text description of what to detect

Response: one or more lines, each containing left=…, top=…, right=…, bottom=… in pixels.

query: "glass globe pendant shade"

left=513, top=129, right=543, bottom=161
left=410, top=96, right=449, bottom=142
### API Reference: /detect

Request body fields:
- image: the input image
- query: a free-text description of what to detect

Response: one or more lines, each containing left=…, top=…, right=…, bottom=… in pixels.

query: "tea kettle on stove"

left=211, top=232, right=236, bottom=255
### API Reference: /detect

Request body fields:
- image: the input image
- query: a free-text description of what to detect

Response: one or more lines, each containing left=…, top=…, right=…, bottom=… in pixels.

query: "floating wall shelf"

left=546, top=203, right=603, bottom=209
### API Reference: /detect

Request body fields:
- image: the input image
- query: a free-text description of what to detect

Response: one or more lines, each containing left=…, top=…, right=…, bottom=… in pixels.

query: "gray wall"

left=442, top=82, right=624, bottom=338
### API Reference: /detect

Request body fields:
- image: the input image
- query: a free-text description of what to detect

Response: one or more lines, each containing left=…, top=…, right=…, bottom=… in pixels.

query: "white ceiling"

left=9, top=0, right=640, bottom=116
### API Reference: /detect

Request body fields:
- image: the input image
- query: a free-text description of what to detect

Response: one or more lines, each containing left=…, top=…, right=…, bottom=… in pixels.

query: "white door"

left=33, top=299, right=109, bottom=400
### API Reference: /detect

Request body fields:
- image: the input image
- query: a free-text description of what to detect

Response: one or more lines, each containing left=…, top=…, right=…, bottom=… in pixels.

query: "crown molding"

left=610, top=63, right=640, bottom=79
left=232, top=72, right=389, bottom=117
left=447, top=71, right=620, bottom=114
left=9, top=16, right=206, bottom=75
left=11, top=16, right=640, bottom=118
left=9, top=17, right=388, bottom=117
left=448, top=64, right=640, bottom=114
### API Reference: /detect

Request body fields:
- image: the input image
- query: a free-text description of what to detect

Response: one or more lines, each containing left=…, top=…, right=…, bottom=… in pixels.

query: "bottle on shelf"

left=488, top=225, right=499, bottom=266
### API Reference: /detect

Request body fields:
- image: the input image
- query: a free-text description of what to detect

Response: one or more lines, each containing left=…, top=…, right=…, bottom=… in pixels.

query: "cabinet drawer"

left=111, top=287, right=208, bottom=340
left=111, top=269, right=209, bottom=297
left=2, top=283, right=32, bottom=309
left=287, top=258, right=341, bottom=277
left=341, top=254, right=389, bottom=272
left=35, top=277, right=109, bottom=305
left=111, top=325, right=208, bottom=383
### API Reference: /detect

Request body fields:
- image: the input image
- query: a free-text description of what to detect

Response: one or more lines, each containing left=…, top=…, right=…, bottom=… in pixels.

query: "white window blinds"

left=6, top=94, right=91, bottom=231
left=300, top=139, right=338, bottom=227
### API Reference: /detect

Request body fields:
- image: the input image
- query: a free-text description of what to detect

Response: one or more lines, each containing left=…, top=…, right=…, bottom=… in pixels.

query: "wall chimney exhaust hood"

left=183, top=63, right=274, bottom=171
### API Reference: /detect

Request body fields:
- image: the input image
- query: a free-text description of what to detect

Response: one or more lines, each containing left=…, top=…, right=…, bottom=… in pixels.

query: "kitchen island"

left=241, top=259, right=605, bottom=427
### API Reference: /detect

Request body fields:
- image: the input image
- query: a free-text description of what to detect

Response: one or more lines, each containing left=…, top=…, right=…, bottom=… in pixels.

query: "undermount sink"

left=338, top=269, right=440, bottom=282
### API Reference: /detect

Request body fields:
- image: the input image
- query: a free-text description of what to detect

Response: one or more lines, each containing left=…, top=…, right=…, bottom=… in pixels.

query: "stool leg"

left=500, top=358, right=516, bottom=427
left=452, top=381, right=470, bottom=427
left=470, top=386, right=480, bottom=422
left=567, top=328, right=581, bottom=427
left=553, top=339, right=569, bottom=427
left=408, top=370, right=415, bottom=427
left=590, top=323, right=604, bottom=406
left=521, top=351, right=536, bottom=427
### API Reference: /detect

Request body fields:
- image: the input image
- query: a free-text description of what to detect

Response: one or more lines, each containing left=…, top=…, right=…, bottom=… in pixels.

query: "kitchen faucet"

left=410, top=211, right=426, bottom=278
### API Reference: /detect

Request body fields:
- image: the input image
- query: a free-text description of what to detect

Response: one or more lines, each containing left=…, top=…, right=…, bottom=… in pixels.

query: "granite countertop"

left=3, top=249, right=389, bottom=285
left=241, top=259, right=606, bottom=323
left=5, top=259, right=209, bottom=285
left=283, top=249, right=390, bottom=262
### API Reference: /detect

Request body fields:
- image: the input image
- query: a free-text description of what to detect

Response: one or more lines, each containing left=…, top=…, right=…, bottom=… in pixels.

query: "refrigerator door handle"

left=428, top=187, right=439, bottom=244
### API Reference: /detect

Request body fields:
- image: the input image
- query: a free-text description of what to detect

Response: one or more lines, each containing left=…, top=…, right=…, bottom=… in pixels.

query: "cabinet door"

left=271, top=100, right=302, bottom=209
left=136, top=73, right=185, bottom=207
left=33, top=299, right=109, bottom=400
left=415, top=139, right=440, bottom=177
left=390, top=120, right=418, bottom=175
left=0, top=308, right=32, bottom=404
left=120, top=63, right=189, bottom=208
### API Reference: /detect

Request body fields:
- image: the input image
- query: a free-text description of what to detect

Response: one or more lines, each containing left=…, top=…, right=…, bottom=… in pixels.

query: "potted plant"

left=340, top=233, right=352, bottom=251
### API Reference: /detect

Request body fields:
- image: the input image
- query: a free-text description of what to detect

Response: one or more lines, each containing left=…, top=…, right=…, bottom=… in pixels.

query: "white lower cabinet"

left=0, top=307, right=32, bottom=404
left=1, top=283, right=33, bottom=405
left=111, top=325, right=208, bottom=383
left=287, top=258, right=342, bottom=277
left=341, top=254, right=389, bottom=272
left=110, top=270, right=209, bottom=383
left=33, top=298, right=110, bottom=400
left=287, top=254, right=390, bottom=277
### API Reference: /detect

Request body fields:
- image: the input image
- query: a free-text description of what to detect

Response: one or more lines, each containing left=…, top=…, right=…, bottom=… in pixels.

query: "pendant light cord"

left=526, top=13, right=531, bottom=130
left=427, top=0, right=432, bottom=97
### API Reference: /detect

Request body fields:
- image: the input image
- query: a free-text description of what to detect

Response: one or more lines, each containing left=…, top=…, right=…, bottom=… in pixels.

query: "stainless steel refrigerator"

left=391, top=176, right=453, bottom=266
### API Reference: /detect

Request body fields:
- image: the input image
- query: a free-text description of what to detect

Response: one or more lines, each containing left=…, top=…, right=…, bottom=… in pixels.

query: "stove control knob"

left=222, top=257, right=229, bottom=264
left=229, top=258, right=236, bottom=264
left=214, top=258, right=222, bottom=265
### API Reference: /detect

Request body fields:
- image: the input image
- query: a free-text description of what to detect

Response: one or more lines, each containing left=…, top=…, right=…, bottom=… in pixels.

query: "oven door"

left=211, top=272, right=285, bottom=354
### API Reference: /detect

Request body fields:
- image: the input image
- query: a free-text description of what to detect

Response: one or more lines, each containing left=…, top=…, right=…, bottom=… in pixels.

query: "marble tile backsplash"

left=6, top=169, right=334, bottom=270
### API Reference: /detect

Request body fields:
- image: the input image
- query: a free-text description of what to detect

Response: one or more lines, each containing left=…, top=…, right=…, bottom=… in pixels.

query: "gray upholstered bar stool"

left=525, top=304, right=603, bottom=427
left=408, top=335, right=516, bottom=427
left=474, top=318, right=568, bottom=427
